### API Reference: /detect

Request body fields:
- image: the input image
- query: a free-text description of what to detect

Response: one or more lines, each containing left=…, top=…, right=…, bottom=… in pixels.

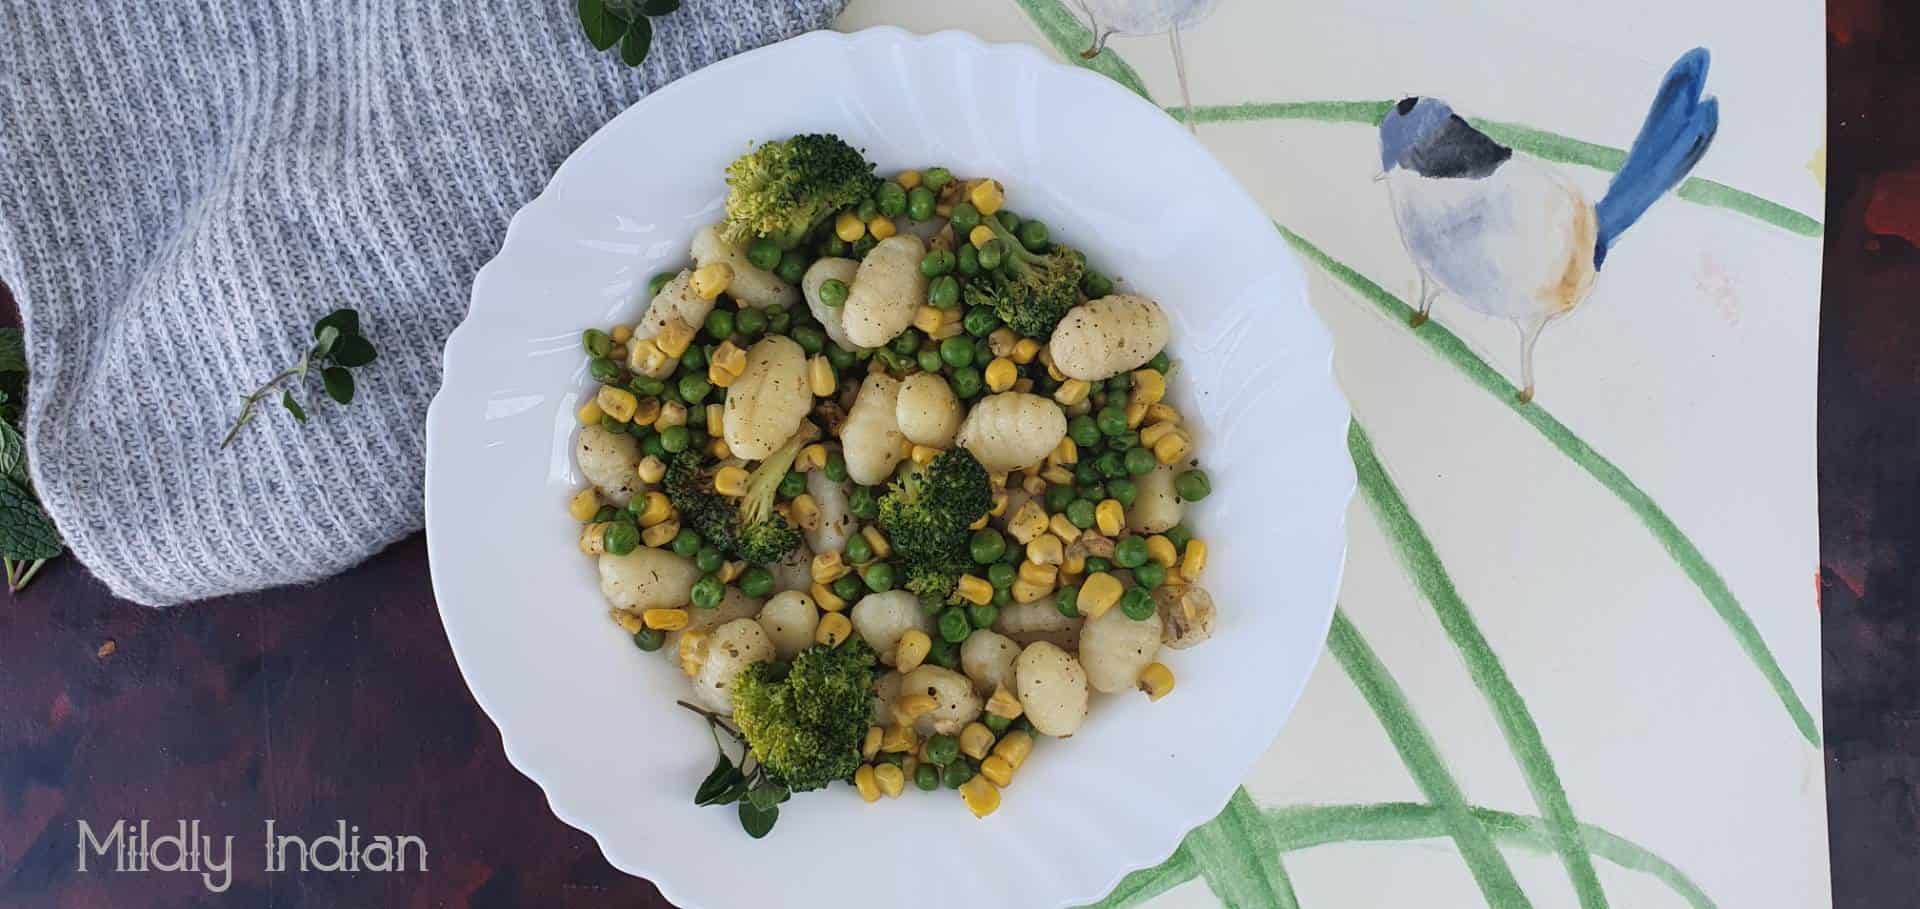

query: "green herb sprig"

left=221, top=309, right=377, bottom=449
left=678, top=700, right=789, bottom=838
left=577, top=0, right=682, bottom=67
left=0, top=327, right=62, bottom=594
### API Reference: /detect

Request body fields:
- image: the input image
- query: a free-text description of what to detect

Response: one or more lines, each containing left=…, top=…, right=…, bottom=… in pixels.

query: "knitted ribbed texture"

left=0, top=1, right=844, bottom=606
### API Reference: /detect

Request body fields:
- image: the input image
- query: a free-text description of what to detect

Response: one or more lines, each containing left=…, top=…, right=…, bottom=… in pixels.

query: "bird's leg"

left=1515, top=318, right=1549, bottom=404
left=1410, top=271, right=1436, bottom=327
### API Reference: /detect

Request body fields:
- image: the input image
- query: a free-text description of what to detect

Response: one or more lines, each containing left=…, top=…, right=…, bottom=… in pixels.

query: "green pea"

left=907, top=185, right=936, bottom=221
left=915, top=763, right=942, bottom=791
left=603, top=522, right=640, bottom=555
left=1096, top=451, right=1127, bottom=479
left=1066, top=499, right=1096, bottom=529
left=875, top=751, right=906, bottom=768
left=825, top=344, right=855, bottom=372
left=747, top=238, right=782, bottom=271
left=848, top=486, right=879, bottom=520
left=918, top=249, right=954, bottom=278
left=1085, top=556, right=1112, bottom=574
left=1044, top=485, right=1076, bottom=514
left=935, top=335, right=972, bottom=369
left=995, top=210, right=1021, bottom=232
left=1079, top=483, right=1107, bottom=502
left=950, top=201, right=981, bottom=234
left=792, top=325, right=826, bottom=355
left=1067, top=415, right=1101, bottom=448
left=776, top=251, right=808, bottom=285
left=977, top=239, right=1005, bottom=271
left=640, top=433, right=668, bottom=459
left=1107, top=477, right=1138, bottom=507
left=588, top=357, right=620, bottom=382
left=990, top=585, right=1012, bottom=607
left=1074, top=462, right=1102, bottom=487
left=582, top=328, right=613, bottom=357
left=863, top=561, right=897, bottom=592
left=1114, top=536, right=1150, bottom=569
left=659, top=425, right=691, bottom=453
left=844, top=534, right=875, bottom=566
left=826, top=574, right=858, bottom=602
left=937, top=607, right=972, bottom=643
left=778, top=472, right=807, bottom=500
left=1110, top=430, right=1138, bottom=451
left=968, top=603, right=999, bottom=629
left=929, top=637, right=961, bottom=669
left=819, top=278, right=849, bottom=308
left=684, top=404, right=707, bottom=428
left=856, top=197, right=880, bottom=223
left=1017, top=220, right=1050, bottom=252
left=695, top=545, right=725, bottom=574
left=928, top=275, right=961, bottom=309
left=887, top=333, right=919, bottom=357
left=1096, top=406, right=1129, bottom=437
left=690, top=575, right=724, bottom=609
left=948, top=366, right=983, bottom=398
left=825, top=452, right=850, bottom=483
left=767, top=307, right=791, bottom=333
left=629, top=375, right=665, bottom=397
left=701, top=309, right=735, bottom=341
left=876, top=181, right=908, bottom=217
left=628, top=421, right=652, bottom=438
left=971, top=335, right=992, bottom=366
left=942, top=759, right=975, bottom=788
left=820, top=236, right=851, bottom=258
left=671, top=529, right=703, bottom=558
left=678, top=373, right=711, bottom=404
left=987, top=562, right=1016, bottom=589
left=739, top=567, right=774, bottom=598
left=956, top=244, right=981, bottom=276
left=1124, top=447, right=1157, bottom=477
left=1175, top=469, right=1211, bottom=501
left=1055, top=584, right=1081, bottom=617
left=687, top=429, right=710, bottom=450
left=983, top=713, right=1012, bottom=734
left=633, top=627, right=666, bottom=651
left=1120, top=587, right=1156, bottom=620
left=851, top=235, right=877, bottom=258
left=735, top=307, right=768, bottom=337
left=922, top=167, right=953, bottom=190
left=916, top=349, right=945, bottom=373
left=1081, top=271, right=1114, bottom=299
left=1107, top=372, right=1133, bottom=392
left=1133, top=561, right=1167, bottom=589
left=875, top=347, right=913, bottom=373
left=963, top=307, right=1000, bottom=337
left=969, top=528, right=1007, bottom=564
left=680, top=345, right=709, bottom=372
left=924, top=733, right=959, bottom=765
left=1147, top=351, right=1172, bottom=372
left=647, top=271, right=676, bottom=298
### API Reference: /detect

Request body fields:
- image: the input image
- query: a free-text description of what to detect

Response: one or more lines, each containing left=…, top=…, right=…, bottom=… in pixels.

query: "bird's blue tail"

left=1593, top=48, right=1719, bottom=267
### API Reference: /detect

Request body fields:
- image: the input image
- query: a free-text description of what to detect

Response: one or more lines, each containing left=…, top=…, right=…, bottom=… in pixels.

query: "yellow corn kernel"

left=629, top=396, right=662, bottom=428
left=835, top=211, right=866, bottom=243
left=1131, top=368, right=1166, bottom=405
left=1078, top=572, right=1123, bottom=618
left=608, top=343, right=629, bottom=362
left=896, top=169, right=922, bottom=190
left=808, top=355, right=837, bottom=397
left=1021, top=472, right=1049, bottom=496
left=708, top=437, right=732, bottom=460
left=789, top=493, right=821, bottom=532
left=798, top=443, right=829, bottom=472
left=676, top=629, right=709, bottom=677
left=1146, top=535, right=1179, bottom=568
left=1095, top=499, right=1125, bottom=536
left=1079, top=532, right=1115, bottom=559
left=1049, top=513, right=1083, bottom=544
left=959, top=776, right=1001, bottom=818
left=990, top=490, right=1010, bottom=518
left=992, top=729, right=1033, bottom=769
left=1153, top=430, right=1192, bottom=465
left=897, top=436, right=915, bottom=458
left=593, top=387, right=637, bottom=424
left=1062, top=546, right=1086, bottom=576
left=627, top=491, right=667, bottom=528
left=1018, top=560, right=1058, bottom=588
left=968, top=224, right=996, bottom=248
left=641, top=518, right=679, bottom=548
left=1006, top=341, right=1037, bottom=367
left=641, top=607, right=689, bottom=631
left=610, top=324, right=633, bottom=343
left=706, top=341, right=744, bottom=377
left=713, top=465, right=751, bottom=498
left=811, top=582, right=847, bottom=613
left=1007, top=501, right=1049, bottom=544
left=1011, top=578, right=1051, bottom=604
left=690, top=262, right=733, bottom=300
left=811, top=551, right=849, bottom=584
left=702, top=403, right=723, bottom=432
left=1026, top=534, right=1064, bottom=567
left=1038, top=462, right=1072, bottom=485
left=910, top=444, right=940, bottom=466
left=567, top=487, right=600, bottom=522
left=874, top=763, right=906, bottom=798
left=579, top=522, right=611, bottom=555
left=930, top=319, right=965, bottom=340
left=986, top=686, right=1024, bottom=719
left=1051, top=437, right=1079, bottom=466
left=1052, top=378, right=1090, bottom=407
left=896, top=629, right=932, bottom=673
left=895, top=694, right=938, bottom=722
left=656, top=400, right=687, bottom=428
left=913, top=305, right=945, bottom=333
left=1146, top=402, right=1181, bottom=425
left=1137, top=662, right=1177, bottom=701
left=980, top=754, right=1015, bottom=788
left=969, top=357, right=1012, bottom=394
left=854, top=765, right=881, bottom=803
left=707, top=362, right=736, bottom=389
left=609, top=608, right=644, bottom=635
left=862, top=725, right=884, bottom=761
left=969, top=179, right=1005, bottom=216
left=956, top=574, right=994, bottom=605
left=862, top=525, right=892, bottom=560
left=983, top=329, right=1013, bottom=359
left=575, top=400, right=604, bottom=425
left=654, top=317, right=696, bottom=358
left=1180, top=540, right=1207, bottom=582
left=959, top=723, right=995, bottom=761
left=628, top=337, right=671, bottom=377
left=1125, top=398, right=1150, bottom=429
left=717, top=560, right=746, bottom=584
left=881, top=722, right=918, bottom=753
left=1140, top=421, right=1179, bottom=448
left=968, top=512, right=990, bottom=531
left=816, top=611, right=852, bottom=646
left=1015, top=378, right=1039, bottom=395
left=867, top=215, right=897, bottom=240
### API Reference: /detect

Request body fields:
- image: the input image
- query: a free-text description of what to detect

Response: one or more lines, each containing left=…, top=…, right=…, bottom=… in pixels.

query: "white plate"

left=425, top=26, right=1351, bottom=909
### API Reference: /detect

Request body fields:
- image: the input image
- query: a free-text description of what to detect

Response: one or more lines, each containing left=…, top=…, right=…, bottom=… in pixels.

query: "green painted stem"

left=1014, top=0, right=1155, bottom=101
left=1086, top=841, right=1201, bottom=909
left=1267, top=803, right=1717, bottom=909
left=1184, top=788, right=1303, bottom=909
left=1282, top=223, right=1822, bottom=749
left=1350, top=420, right=1610, bottom=908
left=1327, top=610, right=1533, bottom=908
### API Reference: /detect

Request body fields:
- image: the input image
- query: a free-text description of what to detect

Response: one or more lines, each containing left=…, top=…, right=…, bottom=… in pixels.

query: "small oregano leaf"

left=694, top=754, right=741, bottom=806
left=314, top=308, right=360, bottom=339
left=330, top=334, right=378, bottom=368
left=281, top=391, right=308, bottom=422
left=312, top=324, right=341, bottom=360
left=0, top=329, right=27, bottom=374
left=738, top=800, right=778, bottom=839
left=640, top=0, right=681, bottom=15
left=578, top=0, right=624, bottom=51
left=620, top=16, right=652, bottom=67
left=322, top=367, right=355, bottom=405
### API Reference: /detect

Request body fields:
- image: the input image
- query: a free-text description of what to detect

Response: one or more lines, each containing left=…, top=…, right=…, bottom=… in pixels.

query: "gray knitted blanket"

left=0, top=1, right=844, bottom=606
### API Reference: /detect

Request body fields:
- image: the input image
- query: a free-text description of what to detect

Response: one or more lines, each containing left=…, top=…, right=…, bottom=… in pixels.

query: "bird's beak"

left=1372, top=172, right=1387, bottom=183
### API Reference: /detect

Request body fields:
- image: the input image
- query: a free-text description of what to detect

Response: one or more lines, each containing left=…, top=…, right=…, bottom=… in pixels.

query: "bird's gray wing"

left=1407, top=115, right=1513, bottom=179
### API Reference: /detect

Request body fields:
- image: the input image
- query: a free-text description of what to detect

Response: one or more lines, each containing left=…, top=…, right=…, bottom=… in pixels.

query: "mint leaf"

left=0, top=329, right=25, bottom=373
left=0, top=421, right=25, bottom=482
left=579, top=0, right=625, bottom=50
left=620, top=15, right=652, bottom=67
left=0, top=478, right=60, bottom=560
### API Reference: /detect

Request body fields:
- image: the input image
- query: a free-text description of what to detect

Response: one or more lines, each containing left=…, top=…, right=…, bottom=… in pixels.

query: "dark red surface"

left=0, top=9, right=1911, bottom=908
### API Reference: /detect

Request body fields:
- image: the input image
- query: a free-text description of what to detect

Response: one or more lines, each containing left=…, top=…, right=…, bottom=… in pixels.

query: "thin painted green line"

left=1183, top=788, right=1303, bottom=909
left=1328, top=610, right=1533, bottom=908
left=1266, top=803, right=1717, bottom=909
left=1083, top=840, right=1200, bottom=909
left=1014, top=0, right=1155, bottom=101
left=1351, top=419, right=1610, bottom=909
left=1168, top=102, right=1822, bottom=236
left=1283, top=224, right=1822, bottom=748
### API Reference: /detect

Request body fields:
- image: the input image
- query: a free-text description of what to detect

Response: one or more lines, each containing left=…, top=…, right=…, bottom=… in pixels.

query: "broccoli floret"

left=904, top=553, right=969, bottom=605
left=721, top=134, right=880, bottom=249
left=961, top=217, right=1086, bottom=340
left=664, top=451, right=737, bottom=554
left=667, top=424, right=818, bottom=565
left=878, top=449, right=993, bottom=566
left=730, top=639, right=877, bottom=792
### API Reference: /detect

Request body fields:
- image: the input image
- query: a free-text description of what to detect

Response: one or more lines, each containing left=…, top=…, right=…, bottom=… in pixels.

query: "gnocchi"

left=840, top=374, right=906, bottom=485
left=1049, top=294, right=1170, bottom=381
left=574, top=424, right=643, bottom=505
left=1014, top=642, right=1089, bottom=737
left=842, top=235, right=928, bottom=348
left=1079, top=605, right=1163, bottom=694
left=954, top=392, right=1068, bottom=472
left=758, top=590, right=820, bottom=659
left=899, top=665, right=982, bottom=735
left=850, top=590, right=931, bottom=665
left=993, top=596, right=1084, bottom=649
left=1129, top=464, right=1184, bottom=534
left=960, top=630, right=1021, bottom=695
left=723, top=336, right=812, bottom=460
left=692, top=224, right=798, bottom=309
left=599, top=547, right=700, bottom=611
left=801, top=257, right=860, bottom=350
left=688, top=618, right=776, bottom=714
left=896, top=373, right=963, bottom=448
left=803, top=470, right=855, bottom=555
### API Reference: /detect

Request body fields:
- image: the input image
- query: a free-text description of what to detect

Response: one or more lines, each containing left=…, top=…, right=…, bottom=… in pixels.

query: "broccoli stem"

left=739, top=421, right=822, bottom=527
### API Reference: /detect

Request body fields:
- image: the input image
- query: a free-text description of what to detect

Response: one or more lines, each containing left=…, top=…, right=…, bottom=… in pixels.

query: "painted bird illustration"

left=1379, top=48, right=1719, bottom=402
